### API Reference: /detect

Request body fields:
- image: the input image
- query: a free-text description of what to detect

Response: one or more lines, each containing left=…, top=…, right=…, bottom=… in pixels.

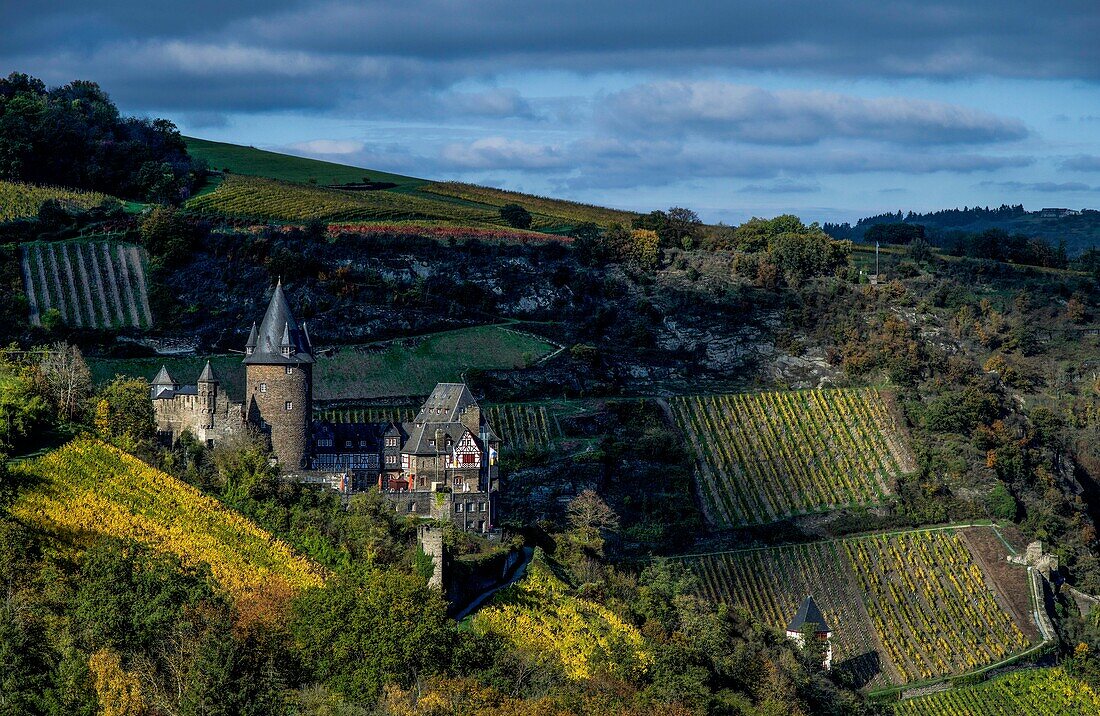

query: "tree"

left=499, top=204, right=532, bottom=229
left=88, top=649, right=146, bottom=716
left=291, top=568, right=453, bottom=703
left=212, top=429, right=278, bottom=501
left=38, top=342, right=91, bottom=422
left=139, top=206, right=191, bottom=266
left=0, top=363, right=49, bottom=454
left=628, top=229, right=660, bottom=270
left=97, top=376, right=155, bottom=452
left=664, top=207, right=703, bottom=249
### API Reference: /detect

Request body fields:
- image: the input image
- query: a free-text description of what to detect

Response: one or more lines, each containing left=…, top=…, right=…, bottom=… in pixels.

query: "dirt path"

left=45, top=244, right=70, bottom=325
left=58, top=242, right=85, bottom=327
left=86, top=243, right=112, bottom=328
left=959, top=527, right=1039, bottom=642
left=127, top=246, right=153, bottom=326
left=73, top=244, right=101, bottom=328
left=115, top=244, right=141, bottom=326
left=33, top=245, right=53, bottom=315
left=100, top=242, right=126, bottom=326
left=20, top=246, right=40, bottom=326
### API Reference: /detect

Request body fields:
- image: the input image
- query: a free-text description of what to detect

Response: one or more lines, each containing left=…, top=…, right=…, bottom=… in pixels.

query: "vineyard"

left=484, top=404, right=561, bottom=451
left=318, top=406, right=417, bottom=424
left=185, top=174, right=501, bottom=224
left=893, top=668, right=1100, bottom=715
left=20, top=240, right=153, bottom=328
left=469, top=549, right=651, bottom=680
left=670, top=388, right=916, bottom=526
left=0, top=180, right=118, bottom=221
left=421, top=182, right=639, bottom=229
left=676, top=527, right=1033, bottom=689
left=10, top=440, right=324, bottom=616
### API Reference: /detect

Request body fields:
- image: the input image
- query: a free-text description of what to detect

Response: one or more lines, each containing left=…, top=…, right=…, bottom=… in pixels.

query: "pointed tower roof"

left=243, top=280, right=314, bottom=365
left=245, top=321, right=258, bottom=351
left=198, top=360, right=218, bottom=383
left=786, top=596, right=830, bottom=633
left=152, top=365, right=177, bottom=386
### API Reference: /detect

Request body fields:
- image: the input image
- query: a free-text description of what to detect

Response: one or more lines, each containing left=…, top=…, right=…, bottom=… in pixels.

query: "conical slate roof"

left=198, top=360, right=218, bottom=383
left=152, top=365, right=177, bottom=386
left=786, top=596, right=830, bottom=633
left=245, top=322, right=258, bottom=350
left=243, top=281, right=314, bottom=365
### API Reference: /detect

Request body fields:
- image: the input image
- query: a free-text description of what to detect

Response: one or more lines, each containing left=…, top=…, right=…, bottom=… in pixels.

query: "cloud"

left=977, top=180, right=1097, bottom=192
left=738, top=180, right=821, bottom=193
left=1062, top=155, right=1100, bottom=171
left=601, top=81, right=1028, bottom=146
left=439, top=88, right=537, bottom=119
left=287, top=139, right=365, bottom=155
left=439, top=137, right=566, bottom=170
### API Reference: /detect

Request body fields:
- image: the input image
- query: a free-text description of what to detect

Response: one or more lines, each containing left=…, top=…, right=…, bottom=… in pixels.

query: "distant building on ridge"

left=785, top=595, right=834, bottom=670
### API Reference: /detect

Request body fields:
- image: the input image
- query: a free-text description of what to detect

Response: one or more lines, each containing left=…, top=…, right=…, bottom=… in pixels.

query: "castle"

left=151, top=281, right=501, bottom=533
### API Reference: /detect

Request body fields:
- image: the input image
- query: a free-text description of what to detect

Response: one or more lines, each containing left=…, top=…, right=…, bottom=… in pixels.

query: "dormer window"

left=282, top=345, right=292, bottom=357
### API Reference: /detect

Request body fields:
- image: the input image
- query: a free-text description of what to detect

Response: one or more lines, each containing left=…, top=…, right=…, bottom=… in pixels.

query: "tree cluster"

left=0, top=73, right=201, bottom=203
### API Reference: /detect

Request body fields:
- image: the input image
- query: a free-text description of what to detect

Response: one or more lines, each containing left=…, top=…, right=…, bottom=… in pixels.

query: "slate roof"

left=413, top=383, right=477, bottom=423
left=152, top=366, right=177, bottom=387
left=243, top=280, right=314, bottom=365
left=312, top=420, right=392, bottom=454
left=786, top=596, right=831, bottom=633
left=198, top=360, right=218, bottom=383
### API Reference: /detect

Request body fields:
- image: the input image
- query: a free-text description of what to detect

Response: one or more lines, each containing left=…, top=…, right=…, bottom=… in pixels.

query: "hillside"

left=10, top=439, right=325, bottom=615
left=184, top=137, right=639, bottom=230
left=893, top=667, right=1100, bottom=714
left=0, top=180, right=121, bottom=221
left=676, top=525, right=1038, bottom=689
left=184, top=136, right=425, bottom=188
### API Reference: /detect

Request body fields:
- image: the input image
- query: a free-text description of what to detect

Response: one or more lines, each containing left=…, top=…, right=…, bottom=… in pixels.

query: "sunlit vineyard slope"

left=892, top=667, right=1100, bottom=715
left=11, top=440, right=324, bottom=614
left=0, top=180, right=119, bottom=221
left=676, top=527, right=1033, bottom=688
left=671, top=388, right=916, bottom=526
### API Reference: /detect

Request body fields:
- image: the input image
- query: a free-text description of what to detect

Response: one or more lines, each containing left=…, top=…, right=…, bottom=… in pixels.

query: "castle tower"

left=243, top=280, right=314, bottom=469
left=197, top=360, right=218, bottom=431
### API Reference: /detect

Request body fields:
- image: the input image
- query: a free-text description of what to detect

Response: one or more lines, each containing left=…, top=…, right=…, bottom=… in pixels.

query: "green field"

left=892, top=667, right=1100, bottom=715
left=184, top=137, right=424, bottom=188
left=677, top=526, right=1035, bottom=689
left=184, top=137, right=637, bottom=233
left=89, top=325, right=556, bottom=400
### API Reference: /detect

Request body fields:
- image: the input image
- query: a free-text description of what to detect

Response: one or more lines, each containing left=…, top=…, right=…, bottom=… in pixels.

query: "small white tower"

left=785, top=595, right=833, bottom=670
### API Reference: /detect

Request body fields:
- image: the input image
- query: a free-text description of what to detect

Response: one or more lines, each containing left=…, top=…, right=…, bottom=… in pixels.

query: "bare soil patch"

left=960, top=527, right=1039, bottom=642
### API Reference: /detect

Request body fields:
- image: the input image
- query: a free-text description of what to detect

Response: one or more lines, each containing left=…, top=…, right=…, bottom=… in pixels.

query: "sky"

left=5, top=1, right=1100, bottom=224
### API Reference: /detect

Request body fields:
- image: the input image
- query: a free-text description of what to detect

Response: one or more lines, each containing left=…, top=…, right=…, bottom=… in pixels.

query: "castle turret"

left=197, top=360, right=218, bottom=431
left=243, top=280, right=314, bottom=469
left=786, top=595, right=833, bottom=670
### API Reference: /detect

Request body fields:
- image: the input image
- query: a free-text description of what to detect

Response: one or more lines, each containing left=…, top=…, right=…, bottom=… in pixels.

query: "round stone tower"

left=197, top=360, right=218, bottom=432
left=243, top=280, right=314, bottom=470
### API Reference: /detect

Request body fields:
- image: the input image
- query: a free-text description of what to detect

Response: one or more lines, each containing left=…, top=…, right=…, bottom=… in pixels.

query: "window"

left=428, top=439, right=435, bottom=447
left=466, top=501, right=474, bottom=512
left=453, top=477, right=461, bottom=486
left=478, top=520, right=485, bottom=532
left=286, top=365, right=294, bottom=374
left=462, top=453, right=476, bottom=464
left=479, top=502, right=486, bottom=512
left=345, top=440, right=352, bottom=448
left=386, top=454, right=397, bottom=466
left=285, top=401, right=293, bottom=411
left=259, top=383, right=267, bottom=393
left=386, top=437, right=398, bottom=447
left=418, top=477, right=425, bottom=487
left=359, top=440, right=367, bottom=447
left=455, top=503, right=463, bottom=513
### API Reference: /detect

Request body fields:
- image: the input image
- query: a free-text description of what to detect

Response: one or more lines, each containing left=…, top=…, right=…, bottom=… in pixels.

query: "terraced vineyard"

left=485, top=404, right=560, bottom=450
left=670, top=388, right=915, bottom=526
left=317, top=406, right=417, bottom=424
left=893, top=668, right=1100, bottom=715
left=20, top=240, right=152, bottom=328
left=0, top=180, right=118, bottom=221
left=677, top=527, right=1033, bottom=689
left=421, top=182, right=639, bottom=229
left=186, top=174, right=500, bottom=224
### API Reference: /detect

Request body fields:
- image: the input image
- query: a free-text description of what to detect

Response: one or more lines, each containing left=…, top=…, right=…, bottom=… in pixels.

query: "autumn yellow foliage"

left=469, top=550, right=651, bottom=681
left=88, top=649, right=146, bottom=716
left=10, top=439, right=324, bottom=616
